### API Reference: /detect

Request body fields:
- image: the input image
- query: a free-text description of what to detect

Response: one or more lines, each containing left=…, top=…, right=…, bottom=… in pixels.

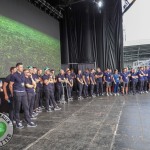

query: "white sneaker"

left=54, top=106, right=61, bottom=111
left=114, top=94, right=116, bottom=96
left=106, top=93, right=109, bottom=96
left=27, top=122, right=37, bottom=127
left=145, top=91, right=148, bottom=93
left=109, top=93, right=112, bottom=96
left=117, top=93, right=120, bottom=96
left=9, top=122, right=13, bottom=127
left=16, top=122, right=24, bottom=129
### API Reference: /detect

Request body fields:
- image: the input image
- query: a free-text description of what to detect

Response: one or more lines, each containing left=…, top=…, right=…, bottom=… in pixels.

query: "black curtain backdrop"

left=60, top=0, right=123, bottom=71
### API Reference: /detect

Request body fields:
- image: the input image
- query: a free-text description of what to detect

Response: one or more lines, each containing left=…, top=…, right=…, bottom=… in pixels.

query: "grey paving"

left=1, top=93, right=150, bottom=150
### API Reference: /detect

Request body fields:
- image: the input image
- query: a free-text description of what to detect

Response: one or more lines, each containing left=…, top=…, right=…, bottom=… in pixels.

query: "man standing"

left=131, top=69, right=138, bottom=95
left=83, top=69, right=90, bottom=98
left=148, top=67, right=150, bottom=91
left=76, top=70, right=84, bottom=100
left=143, top=66, right=148, bottom=93
left=57, top=69, right=66, bottom=102
left=37, top=69, right=44, bottom=110
left=89, top=69, right=96, bottom=98
left=49, top=71, right=61, bottom=110
left=42, top=67, right=52, bottom=112
left=9, top=63, right=37, bottom=129
left=112, top=69, right=120, bottom=96
left=95, top=68, right=103, bottom=96
left=24, top=69, right=37, bottom=119
left=3, top=67, right=17, bottom=123
left=65, top=70, right=73, bottom=101
left=138, top=67, right=145, bottom=94
left=120, top=68, right=130, bottom=95
left=104, top=68, right=112, bottom=96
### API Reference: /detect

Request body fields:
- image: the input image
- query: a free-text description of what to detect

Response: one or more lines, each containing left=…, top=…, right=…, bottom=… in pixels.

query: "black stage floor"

left=2, top=93, right=150, bottom=150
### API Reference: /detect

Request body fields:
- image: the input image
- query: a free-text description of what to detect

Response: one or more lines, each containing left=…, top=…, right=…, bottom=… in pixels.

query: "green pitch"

left=0, top=15, right=61, bottom=77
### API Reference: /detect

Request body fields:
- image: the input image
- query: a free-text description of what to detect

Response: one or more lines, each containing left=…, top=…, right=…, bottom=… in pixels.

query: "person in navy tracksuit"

left=143, top=66, right=148, bottom=93
left=131, top=69, right=138, bottom=95
left=137, top=67, right=145, bottom=94
left=57, top=69, right=66, bottom=102
left=76, top=70, right=84, bottom=100
left=89, top=69, right=96, bottom=97
left=104, top=69, right=112, bottom=96
left=24, top=69, right=36, bottom=119
left=9, top=63, right=37, bottom=129
left=112, top=69, right=120, bottom=96
left=120, top=68, right=130, bottom=95
left=82, top=69, right=90, bottom=98
left=95, top=68, right=103, bottom=96
left=65, top=70, right=73, bottom=101
left=3, top=67, right=17, bottom=123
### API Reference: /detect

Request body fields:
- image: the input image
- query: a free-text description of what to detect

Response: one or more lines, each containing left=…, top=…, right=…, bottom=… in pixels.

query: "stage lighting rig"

left=27, top=0, right=63, bottom=20
left=122, top=0, right=136, bottom=15
left=98, top=0, right=103, bottom=8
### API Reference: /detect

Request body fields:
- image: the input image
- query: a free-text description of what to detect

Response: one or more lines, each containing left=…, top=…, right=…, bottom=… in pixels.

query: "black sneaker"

left=16, top=122, right=24, bottom=129
left=27, top=122, right=37, bottom=128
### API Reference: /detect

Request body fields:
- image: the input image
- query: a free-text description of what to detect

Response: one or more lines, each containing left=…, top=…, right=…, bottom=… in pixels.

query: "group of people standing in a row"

left=1, top=62, right=150, bottom=129
left=74, top=66, right=150, bottom=98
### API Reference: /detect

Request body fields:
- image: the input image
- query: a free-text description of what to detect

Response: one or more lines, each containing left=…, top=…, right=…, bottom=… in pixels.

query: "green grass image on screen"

left=0, top=15, right=61, bottom=77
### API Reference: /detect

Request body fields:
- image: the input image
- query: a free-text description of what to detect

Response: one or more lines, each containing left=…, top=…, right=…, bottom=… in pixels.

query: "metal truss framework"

left=124, top=44, right=150, bottom=62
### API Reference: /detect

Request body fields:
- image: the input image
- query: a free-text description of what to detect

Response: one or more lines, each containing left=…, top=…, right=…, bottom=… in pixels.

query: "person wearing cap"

left=9, top=63, right=37, bottom=129
left=56, top=69, right=66, bottom=102
left=33, top=67, right=43, bottom=113
left=76, top=70, right=84, bottom=100
left=65, top=70, right=74, bottom=101
left=48, top=71, right=61, bottom=110
left=24, top=69, right=37, bottom=119
left=37, top=69, right=44, bottom=110
left=42, top=67, right=52, bottom=112
left=50, top=69, right=56, bottom=93
left=27, top=66, right=39, bottom=116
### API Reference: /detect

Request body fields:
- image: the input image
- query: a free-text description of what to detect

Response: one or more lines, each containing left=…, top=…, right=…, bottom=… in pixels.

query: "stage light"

left=98, top=1, right=103, bottom=8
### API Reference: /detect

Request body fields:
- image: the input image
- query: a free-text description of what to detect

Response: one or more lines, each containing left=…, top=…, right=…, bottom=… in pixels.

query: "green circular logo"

left=0, top=113, right=13, bottom=147
left=0, top=122, right=7, bottom=138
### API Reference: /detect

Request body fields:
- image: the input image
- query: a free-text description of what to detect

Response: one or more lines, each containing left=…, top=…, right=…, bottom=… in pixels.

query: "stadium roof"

left=124, top=39, right=150, bottom=46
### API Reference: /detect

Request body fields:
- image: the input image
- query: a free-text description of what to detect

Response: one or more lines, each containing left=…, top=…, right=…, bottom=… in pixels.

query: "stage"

left=1, top=93, right=150, bottom=150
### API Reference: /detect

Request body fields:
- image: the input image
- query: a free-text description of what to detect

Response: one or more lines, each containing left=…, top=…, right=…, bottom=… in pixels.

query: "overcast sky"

left=123, top=0, right=150, bottom=42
